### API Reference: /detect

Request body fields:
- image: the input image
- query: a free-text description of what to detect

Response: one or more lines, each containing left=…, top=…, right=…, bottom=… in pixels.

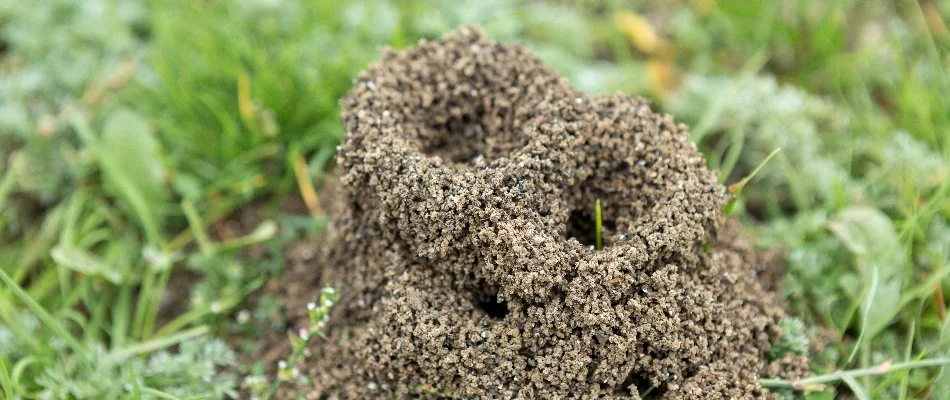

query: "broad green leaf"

left=72, top=110, right=168, bottom=245
left=51, top=246, right=123, bottom=284
left=828, top=206, right=900, bottom=262
left=100, top=109, right=167, bottom=211
left=829, top=206, right=904, bottom=346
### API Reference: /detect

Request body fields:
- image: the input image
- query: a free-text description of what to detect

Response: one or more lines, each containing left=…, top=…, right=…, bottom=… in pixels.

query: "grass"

left=0, top=0, right=948, bottom=399
left=595, top=199, right=603, bottom=250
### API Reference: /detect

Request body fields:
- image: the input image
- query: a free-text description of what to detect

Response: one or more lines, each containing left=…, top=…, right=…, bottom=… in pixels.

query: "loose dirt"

left=262, top=26, right=807, bottom=399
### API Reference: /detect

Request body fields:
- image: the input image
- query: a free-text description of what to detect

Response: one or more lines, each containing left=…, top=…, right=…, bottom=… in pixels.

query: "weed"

left=723, top=147, right=781, bottom=217
left=241, top=286, right=338, bottom=400
left=768, top=317, right=810, bottom=361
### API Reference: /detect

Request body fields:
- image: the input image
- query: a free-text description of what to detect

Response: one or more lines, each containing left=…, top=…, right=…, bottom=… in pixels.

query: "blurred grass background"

left=0, top=0, right=948, bottom=398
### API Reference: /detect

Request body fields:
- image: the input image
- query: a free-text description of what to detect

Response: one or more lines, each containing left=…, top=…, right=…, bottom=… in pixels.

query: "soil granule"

left=274, top=26, right=806, bottom=399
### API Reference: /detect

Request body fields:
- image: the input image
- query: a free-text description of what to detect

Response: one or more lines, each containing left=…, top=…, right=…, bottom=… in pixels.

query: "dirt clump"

left=286, top=26, right=804, bottom=399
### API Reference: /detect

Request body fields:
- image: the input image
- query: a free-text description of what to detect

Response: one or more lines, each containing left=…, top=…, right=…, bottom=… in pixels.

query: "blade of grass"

left=0, top=158, right=15, bottom=212
left=154, top=277, right=263, bottom=338
left=897, top=312, right=918, bottom=399
left=0, top=300, right=39, bottom=351
left=13, top=203, right=65, bottom=284
left=723, top=148, right=782, bottom=217
left=182, top=200, right=215, bottom=255
left=0, top=267, right=85, bottom=355
left=0, top=355, right=13, bottom=400
left=718, top=126, right=746, bottom=183
left=85, top=292, right=110, bottom=345
left=10, top=356, right=39, bottom=398
left=140, top=261, right=174, bottom=340
left=112, top=284, right=133, bottom=350
left=935, top=268, right=947, bottom=321
left=895, top=266, right=950, bottom=311
left=291, top=148, right=323, bottom=218
left=761, top=358, right=950, bottom=390
left=847, top=263, right=880, bottom=365
left=131, top=267, right=156, bottom=340
left=112, top=325, right=209, bottom=361
left=167, top=196, right=245, bottom=253
left=129, top=364, right=143, bottom=399
left=839, top=371, right=871, bottom=400
left=595, top=199, right=603, bottom=250
left=141, top=387, right=187, bottom=400
left=216, top=220, right=277, bottom=253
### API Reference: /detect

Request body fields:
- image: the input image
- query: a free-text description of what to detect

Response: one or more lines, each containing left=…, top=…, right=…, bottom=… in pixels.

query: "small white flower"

left=237, top=310, right=251, bottom=324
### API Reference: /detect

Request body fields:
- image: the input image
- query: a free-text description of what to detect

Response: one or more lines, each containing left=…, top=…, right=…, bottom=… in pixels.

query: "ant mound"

left=296, top=26, right=804, bottom=399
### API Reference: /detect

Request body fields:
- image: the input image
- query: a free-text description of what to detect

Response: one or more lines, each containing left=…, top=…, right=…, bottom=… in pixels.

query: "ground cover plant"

left=0, top=0, right=948, bottom=399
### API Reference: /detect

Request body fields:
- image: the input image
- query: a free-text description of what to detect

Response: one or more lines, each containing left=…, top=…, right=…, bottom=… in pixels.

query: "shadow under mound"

left=265, top=26, right=808, bottom=399
left=420, top=104, right=529, bottom=167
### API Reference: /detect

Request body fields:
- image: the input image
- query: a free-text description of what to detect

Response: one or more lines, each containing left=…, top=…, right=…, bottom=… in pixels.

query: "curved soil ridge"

left=291, top=26, right=803, bottom=398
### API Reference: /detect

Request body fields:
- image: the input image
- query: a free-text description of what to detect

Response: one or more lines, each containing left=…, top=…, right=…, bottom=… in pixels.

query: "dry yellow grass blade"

left=922, top=0, right=948, bottom=40
left=616, top=11, right=663, bottom=55
left=292, top=151, right=323, bottom=218
left=616, top=11, right=680, bottom=100
left=238, top=70, right=256, bottom=129
left=647, top=58, right=680, bottom=101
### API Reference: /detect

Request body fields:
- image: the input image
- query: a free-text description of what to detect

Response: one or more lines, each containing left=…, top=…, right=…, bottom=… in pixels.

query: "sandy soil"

left=257, top=26, right=807, bottom=399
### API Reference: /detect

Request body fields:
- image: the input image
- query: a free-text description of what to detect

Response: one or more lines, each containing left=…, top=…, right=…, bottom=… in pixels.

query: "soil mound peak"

left=301, top=26, right=800, bottom=398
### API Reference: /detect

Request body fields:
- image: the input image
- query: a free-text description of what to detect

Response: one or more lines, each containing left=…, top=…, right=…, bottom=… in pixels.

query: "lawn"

left=0, top=0, right=948, bottom=398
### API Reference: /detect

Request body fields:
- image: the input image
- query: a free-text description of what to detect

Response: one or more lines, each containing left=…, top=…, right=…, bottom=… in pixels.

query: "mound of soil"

left=276, top=26, right=805, bottom=398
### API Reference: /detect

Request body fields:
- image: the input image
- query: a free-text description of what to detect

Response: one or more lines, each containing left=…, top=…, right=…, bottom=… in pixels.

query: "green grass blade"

left=595, top=199, right=603, bottom=251
left=112, top=325, right=209, bottom=361
left=761, top=358, right=950, bottom=389
left=723, top=148, right=781, bottom=217
left=140, top=387, right=186, bottom=400
left=0, top=355, right=13, bottom=400
left=140, top=263, right=175, bottom=340
left=0, top=267, right=85, bottom=355
left=129, top=364, right=143, bottom=399
left=839, top=371, right=870, bottom=400
left=112, top=285, right=133, bottom=350
left=0, top=160, right=16, bottom=212
left=0, top=298, right=40, bottom=351
left=182, top=200, right=214, bottom=255
left=848, top=263, right=880, bottom=364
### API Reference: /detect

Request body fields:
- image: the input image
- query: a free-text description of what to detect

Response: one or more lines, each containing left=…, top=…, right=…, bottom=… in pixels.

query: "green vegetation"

left=595, top=199, right=603, bottom=251
left=0, top=0, right=948, bottom=398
